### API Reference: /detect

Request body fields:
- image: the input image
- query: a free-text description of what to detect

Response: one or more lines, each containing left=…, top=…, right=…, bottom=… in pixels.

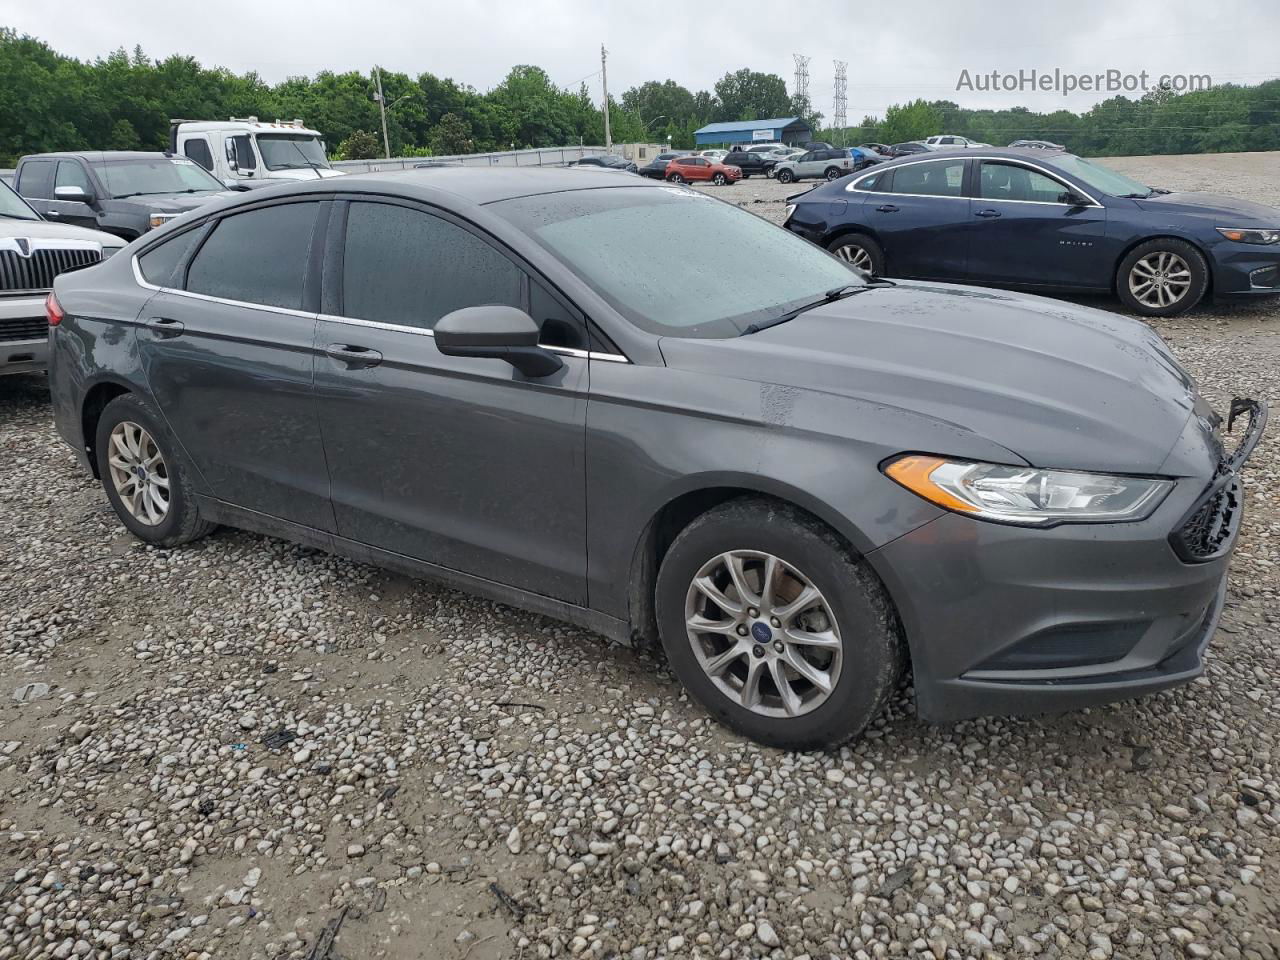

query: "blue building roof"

left=693, top=117, right=804, bottom=136
left=693, top=116, right=812, bottom=145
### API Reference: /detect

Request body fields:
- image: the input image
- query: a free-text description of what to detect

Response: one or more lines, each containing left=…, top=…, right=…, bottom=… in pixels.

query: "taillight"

left=46, top=292, right=65, bottom=327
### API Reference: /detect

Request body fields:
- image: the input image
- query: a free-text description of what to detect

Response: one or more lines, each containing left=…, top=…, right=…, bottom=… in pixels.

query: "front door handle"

left=325, top=343, right=383, bottom=368
left=974, top=208, right=1002, bottom=218
left=875, top=204, right=899, bottom=213
left=146, top=317, right=184, bottom=338
left=44, top=209, right=61, bottom=217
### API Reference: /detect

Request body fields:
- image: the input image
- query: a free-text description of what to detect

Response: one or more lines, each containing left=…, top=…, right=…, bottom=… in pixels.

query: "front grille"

left=1172, top=480, right=1240, bottom=562
left=0, top=316, right=47, bottom=342
left=0, top=247, right=102, bottom=293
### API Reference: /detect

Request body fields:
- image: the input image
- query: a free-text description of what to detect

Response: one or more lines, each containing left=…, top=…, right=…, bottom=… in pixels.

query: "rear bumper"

left=0, top=295, right=49, bottom=375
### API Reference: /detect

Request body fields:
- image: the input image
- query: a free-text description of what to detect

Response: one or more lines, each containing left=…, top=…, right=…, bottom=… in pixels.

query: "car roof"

left=868, top=146, right=1078, bottom=170
left=209, top=167, right=664, bottom=210
left=21, top=151, right=174, bottom=163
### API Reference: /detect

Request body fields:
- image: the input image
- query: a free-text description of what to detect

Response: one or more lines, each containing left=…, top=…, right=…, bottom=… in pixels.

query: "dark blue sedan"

left=784, top=148, right=1280, bottom=316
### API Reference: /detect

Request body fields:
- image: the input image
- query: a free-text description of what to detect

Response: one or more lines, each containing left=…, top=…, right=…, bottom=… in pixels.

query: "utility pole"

left=374, top=65, right=391, bottom=160
left=601, top=44, right=612, bottom=151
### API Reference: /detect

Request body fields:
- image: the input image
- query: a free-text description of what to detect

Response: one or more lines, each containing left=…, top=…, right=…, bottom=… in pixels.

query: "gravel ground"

left=2, top=151, right=1279, bottom=960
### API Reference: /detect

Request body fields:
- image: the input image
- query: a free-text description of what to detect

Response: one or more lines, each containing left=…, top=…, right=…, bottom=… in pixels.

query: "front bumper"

left=0, top=294, right=50, bottom=376
left=1211, top=241, right=1280, bottom=297
left=867, top=398, right=1266, bottom=722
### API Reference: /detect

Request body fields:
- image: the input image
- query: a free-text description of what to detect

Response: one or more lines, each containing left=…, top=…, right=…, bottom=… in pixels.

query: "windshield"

left=0, top=180, right=39, bottom=221
left=91, top=157, right=224, bottom=198
left=1052, top=155, right=1153, bottom=197
left=494, top=186, right=864, bottom=338
left=257, top=134, right=331, bottom=171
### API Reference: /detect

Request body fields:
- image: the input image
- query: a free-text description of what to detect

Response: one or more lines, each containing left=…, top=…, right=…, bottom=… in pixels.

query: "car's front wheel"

left=712, top=172, right=727, bottom=185
left=95, top=393, right=216, bottom=547
left=776, top=168, right=795, bottom=184
left=1116, top=239, right=1208, bottom=316
left=827, top=234, right=884, bottom=276
left=656, top=498, right=903, bottom=750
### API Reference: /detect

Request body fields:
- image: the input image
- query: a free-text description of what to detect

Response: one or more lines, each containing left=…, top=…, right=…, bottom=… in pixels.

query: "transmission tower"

left=793, top=54, right=811, bottom=116
left=833, top=60, right=848, bottom=142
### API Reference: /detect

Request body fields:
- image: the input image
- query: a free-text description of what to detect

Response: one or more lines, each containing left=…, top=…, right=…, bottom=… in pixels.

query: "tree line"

left=2, top=29, right=1278, bottom=166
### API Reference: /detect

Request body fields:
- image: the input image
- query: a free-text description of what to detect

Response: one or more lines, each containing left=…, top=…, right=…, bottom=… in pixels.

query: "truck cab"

left=170, top=118, right=344, bottom=188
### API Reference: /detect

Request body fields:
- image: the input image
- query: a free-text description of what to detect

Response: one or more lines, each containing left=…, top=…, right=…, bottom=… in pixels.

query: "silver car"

left=772, top=148, right=854, bottom=184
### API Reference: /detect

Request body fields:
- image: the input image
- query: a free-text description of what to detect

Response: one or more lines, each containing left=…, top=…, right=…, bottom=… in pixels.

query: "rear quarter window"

left=137, top=227, right=205, bottom=287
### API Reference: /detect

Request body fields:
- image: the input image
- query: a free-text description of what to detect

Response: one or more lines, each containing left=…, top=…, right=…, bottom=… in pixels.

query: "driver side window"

left=979, top=162, right=1072, bottom=203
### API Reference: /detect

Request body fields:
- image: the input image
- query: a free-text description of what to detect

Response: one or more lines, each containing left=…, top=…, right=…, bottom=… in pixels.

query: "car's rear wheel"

left=1116, top=239, right=1208, bottom=316
left=655, top=498, right=902, bottom=750
left=668, top=173, right=685, bottom=184
left=827, top=234, right=884, bottom=276
left=824, top=166, right=841, bottom=181
left=712, top=172, right=727, bottom=185
left=776, top=169, right=795, bottom=184
left=95, top=393, right=215, bottom=547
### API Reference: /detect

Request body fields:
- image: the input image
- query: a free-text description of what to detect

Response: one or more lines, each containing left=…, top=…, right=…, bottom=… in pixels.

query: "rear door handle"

left=875, top=204, right=899, bottom=213
left=146, top=316, right=184, bottom=338
left=325, top=343, right=383, bottom=368
left=974, top=208, right=1002, bottom=218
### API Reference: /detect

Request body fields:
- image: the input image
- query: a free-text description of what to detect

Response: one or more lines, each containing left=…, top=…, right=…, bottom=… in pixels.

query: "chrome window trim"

left=131, top=253, right=324, bottom=320
left=317, top=312, right=630, bottom=363
left=845, top=155, right=1104, bottom=208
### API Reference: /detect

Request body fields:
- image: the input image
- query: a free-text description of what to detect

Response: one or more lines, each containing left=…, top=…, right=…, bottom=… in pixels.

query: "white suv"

left=923, top=135, right=990, bottom=149
left=0, top=181, right=124, bottom=377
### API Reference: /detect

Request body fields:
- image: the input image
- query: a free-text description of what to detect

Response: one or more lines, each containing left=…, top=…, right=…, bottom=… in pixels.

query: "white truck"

left=169, top=117, right=344, bottom=188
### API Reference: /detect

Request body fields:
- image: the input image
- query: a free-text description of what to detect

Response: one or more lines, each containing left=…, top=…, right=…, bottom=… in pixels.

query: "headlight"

left=1216, top=227, right=1280, bottom=245
left=100, top=246, right=120, bottom=260
left=149, top=213, right=179, bottom=230
left=883, top=455, right=1173, bottom=526
left=784, top=204, right=796, bottom=223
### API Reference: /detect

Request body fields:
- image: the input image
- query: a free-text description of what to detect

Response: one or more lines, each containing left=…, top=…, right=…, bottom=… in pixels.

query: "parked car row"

left=784, top=146, right=1280, bottom=317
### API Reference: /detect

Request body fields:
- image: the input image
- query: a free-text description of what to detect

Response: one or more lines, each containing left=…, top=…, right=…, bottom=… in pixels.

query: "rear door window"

left=186, top=202, right=319, bottom=309
left=17, top=159, right=55, bottom=200
left=340, top=201, right=523, bottom=330
left=892, top=160, right=966, bottom=197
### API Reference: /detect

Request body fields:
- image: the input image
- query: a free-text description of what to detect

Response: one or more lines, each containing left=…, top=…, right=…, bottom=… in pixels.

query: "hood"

left=1134, top=191, right=1280, bottom=224
left=135, top=192, right=233, bottom=213
left=0, top=218, right=125, bottom=249
left=659, top=283, right=1214, bottom=476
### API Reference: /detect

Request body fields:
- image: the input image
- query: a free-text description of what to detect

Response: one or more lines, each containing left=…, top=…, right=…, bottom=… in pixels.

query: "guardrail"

left=331, top=145, right=615, bottom=173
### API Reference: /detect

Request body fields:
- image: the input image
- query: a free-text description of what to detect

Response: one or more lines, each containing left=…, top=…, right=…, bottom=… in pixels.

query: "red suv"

left=664, top=156, right=741, bottom=186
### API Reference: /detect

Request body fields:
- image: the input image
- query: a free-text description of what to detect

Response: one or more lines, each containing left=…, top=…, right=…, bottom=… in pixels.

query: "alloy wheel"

left=1129, top=251, right=1192, bottom=309
left=713, top=173, right=727, bottom=185
left=669, top=173, right=684, bottom=184
left=107, top=421, right=170, bottom=526
left=683, top=550, right=843, bottom=718
left=834, top=243, right=874, bottom=273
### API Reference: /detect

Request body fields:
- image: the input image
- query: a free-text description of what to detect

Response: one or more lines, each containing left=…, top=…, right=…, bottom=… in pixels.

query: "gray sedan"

left=46, top=169, right=1264, bottom=749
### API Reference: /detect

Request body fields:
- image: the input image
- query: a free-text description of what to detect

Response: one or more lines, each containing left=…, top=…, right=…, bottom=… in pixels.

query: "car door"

left=867, top=157, right=971, bottom=279
left=968, top=159, right=1109, bottom=288
left=135, top=199, right=337, bottom=532
left=312, top=197, right=589, bottom=604
left=47, top=160, right=101, bottom=230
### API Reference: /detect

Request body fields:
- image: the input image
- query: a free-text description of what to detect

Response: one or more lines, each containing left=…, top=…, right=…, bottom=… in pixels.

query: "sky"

left=3, top=0, right=1277, bottom=120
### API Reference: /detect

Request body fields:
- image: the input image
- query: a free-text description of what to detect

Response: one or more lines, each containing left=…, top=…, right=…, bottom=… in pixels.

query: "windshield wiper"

left=740, top=284, right=867, bottom=336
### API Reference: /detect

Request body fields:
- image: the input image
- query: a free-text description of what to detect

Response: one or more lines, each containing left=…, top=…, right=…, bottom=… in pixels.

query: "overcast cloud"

left=2, top=0, right=1275, bottom=119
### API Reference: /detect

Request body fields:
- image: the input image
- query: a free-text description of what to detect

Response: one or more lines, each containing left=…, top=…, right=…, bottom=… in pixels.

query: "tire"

left=655, top=498, right=903, bottom=750
left=776, top=169, right=795, bottom=184
left=827, top=233, right=884, bottom=276
left=667, top=173, right=685, bottom=184
left=765, top=167, right=776, bottom=179
left=94, top=393, right=216, bottom=548
left=1115, top=238, right=1208, bottom=317
left=712, top=172, right=727, bottom=185
left=824, top=166, right=841, bottom=181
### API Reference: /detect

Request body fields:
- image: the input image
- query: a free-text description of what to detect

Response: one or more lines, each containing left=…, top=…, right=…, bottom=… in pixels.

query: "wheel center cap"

left=750, top=621, right=773, bottom=644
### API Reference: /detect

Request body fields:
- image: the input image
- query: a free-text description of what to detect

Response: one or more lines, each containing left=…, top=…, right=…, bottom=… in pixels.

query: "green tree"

left=429, top=113, right=472, bottom=155
left=335, top=129, right=381, bottom=160
left=879, top=99, right=942, bottom=143
left=713, top=69, right=792, bottom=122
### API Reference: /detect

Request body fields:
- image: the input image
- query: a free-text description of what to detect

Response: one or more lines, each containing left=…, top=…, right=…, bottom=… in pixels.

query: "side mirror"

left=55, top=185, right=94, bottom=204
left=1060, top=190, right=1089, bottom=207
left=434, top=305, right=564, bottom=379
